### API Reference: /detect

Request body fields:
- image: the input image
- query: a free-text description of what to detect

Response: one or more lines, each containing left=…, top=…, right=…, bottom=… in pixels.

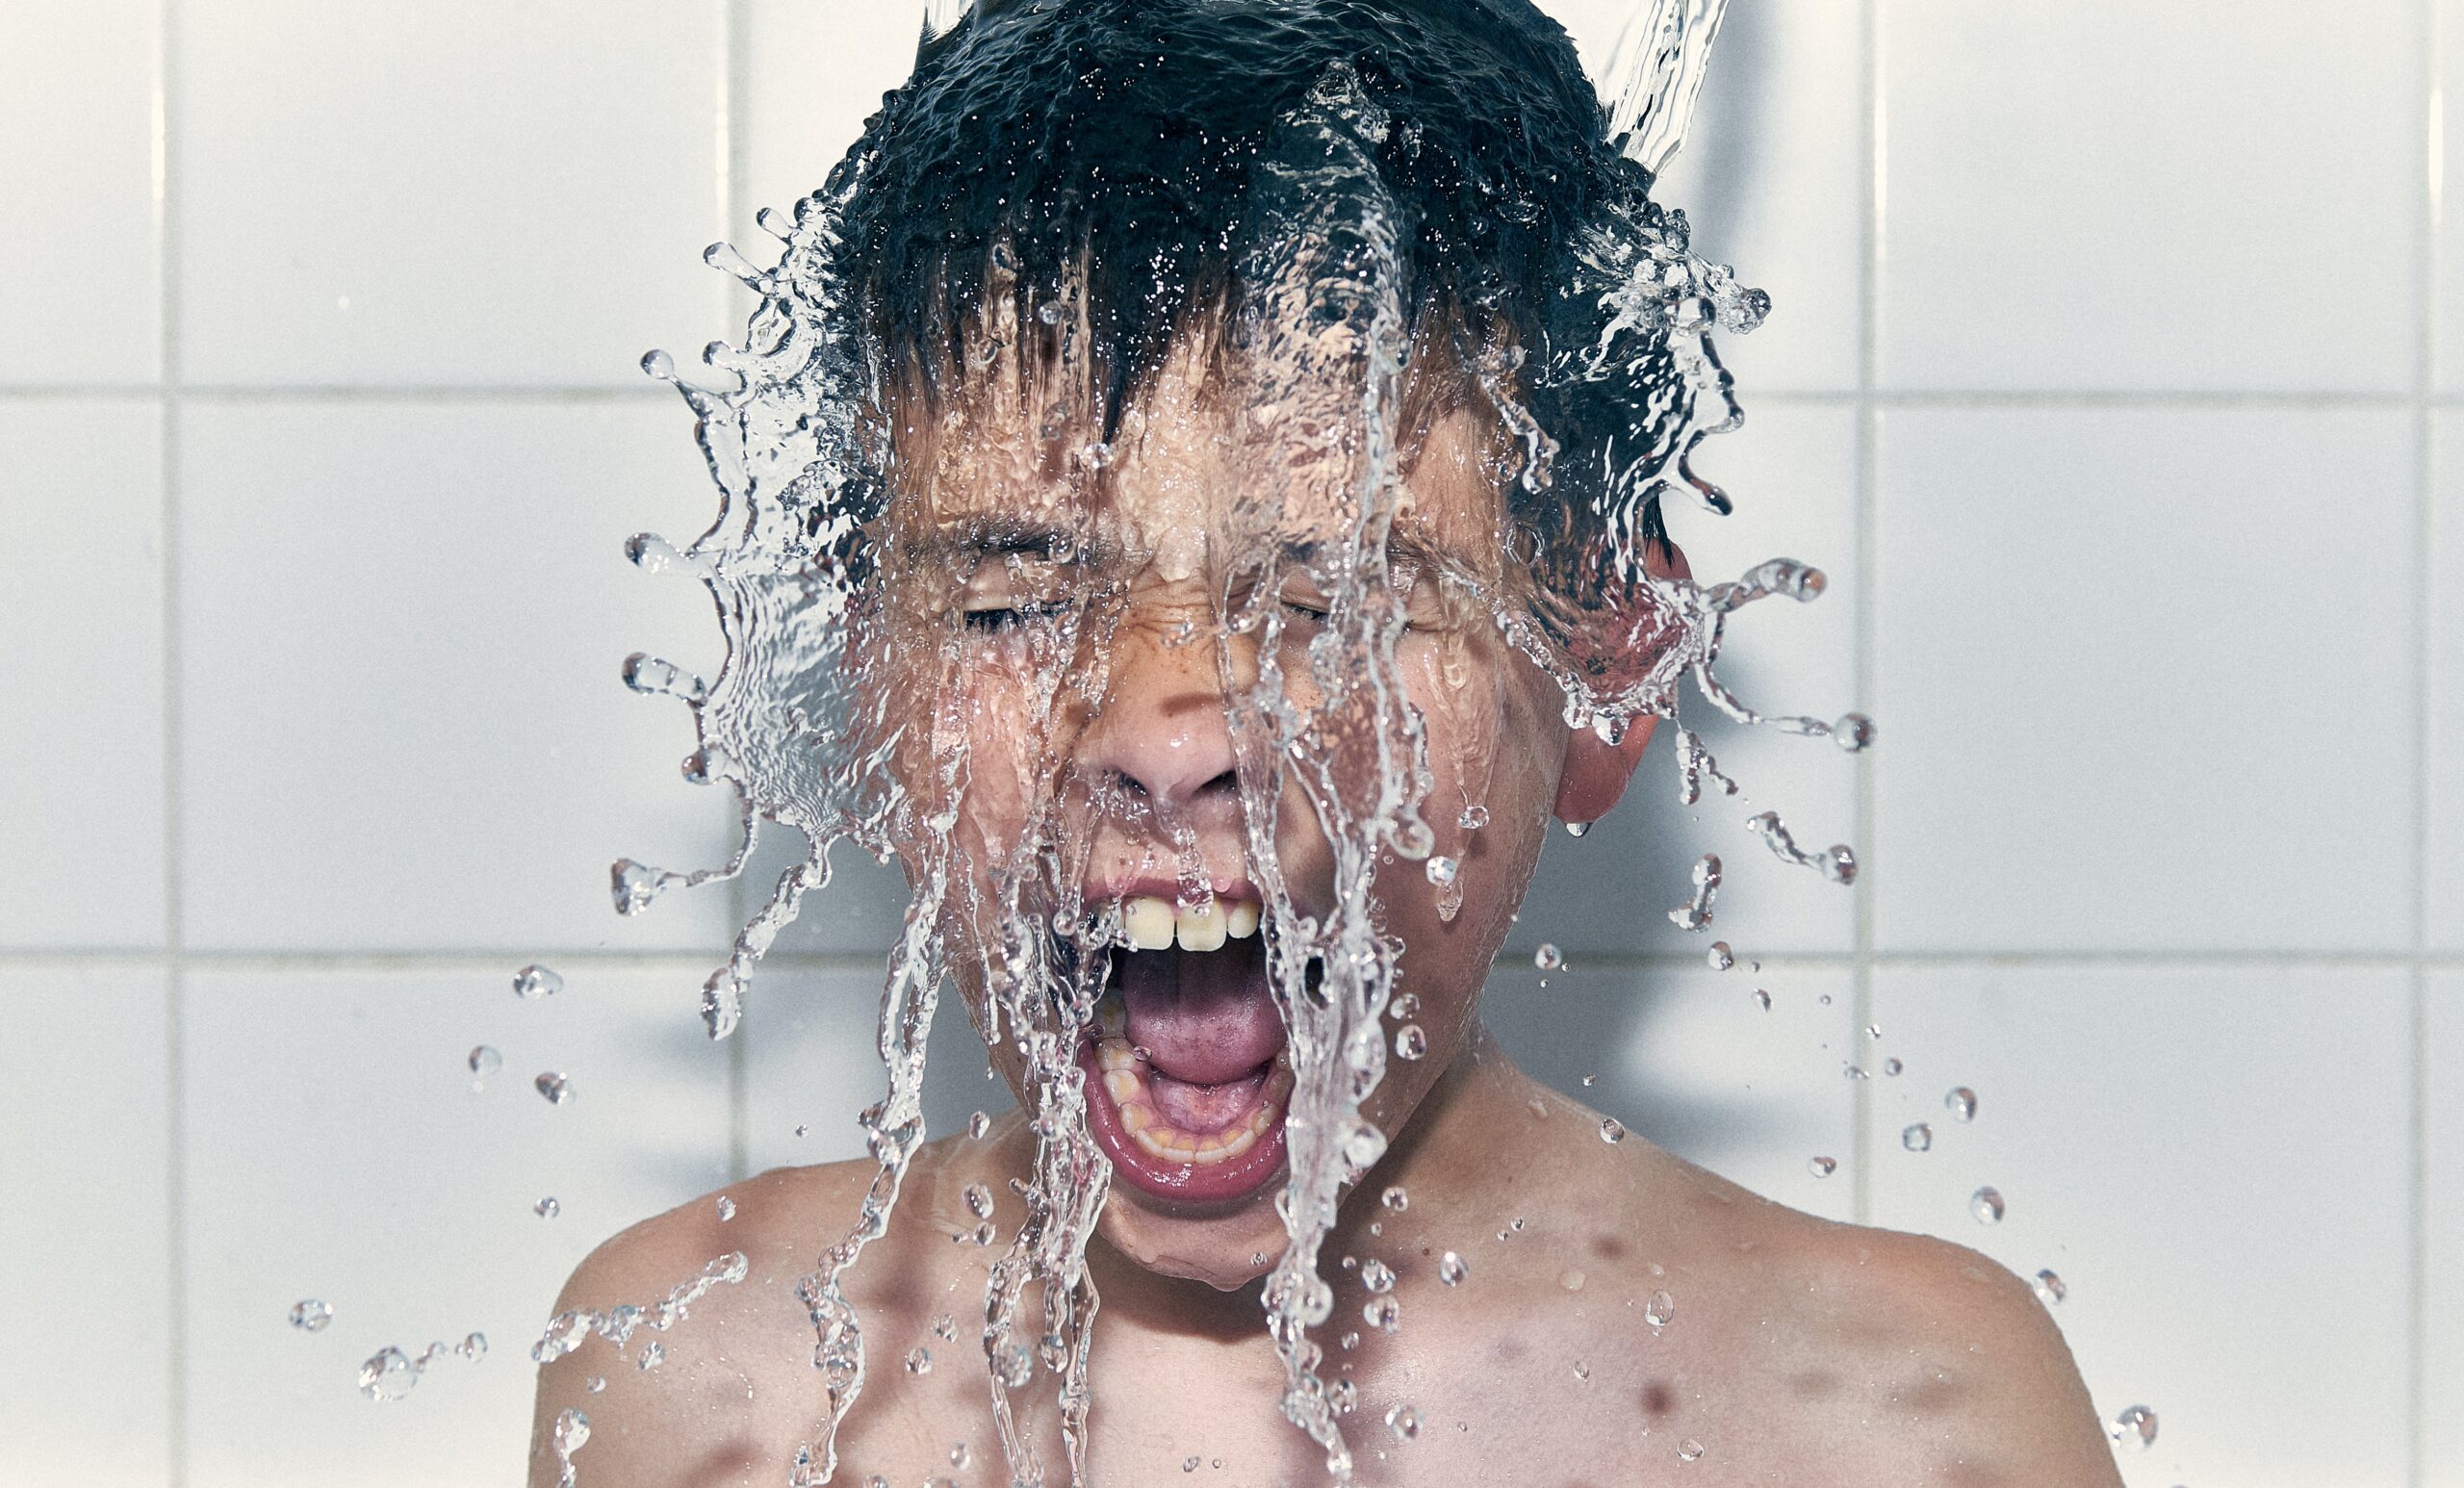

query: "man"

left=533, top=2, right=2118, bottom=1482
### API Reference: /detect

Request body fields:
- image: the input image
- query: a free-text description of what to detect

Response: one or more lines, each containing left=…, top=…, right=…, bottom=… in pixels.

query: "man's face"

left=866, top=343, right=1642, bottom=1288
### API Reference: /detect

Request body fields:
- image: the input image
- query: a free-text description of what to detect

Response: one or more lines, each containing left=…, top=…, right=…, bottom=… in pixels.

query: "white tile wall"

left=175, top=398, right=740, bottom=954
left=181, top=963, right=729, bottom=1488
left=2430, top=971, right=2464, bottom=1488
left=2432, top=416, right=2462, bottom=952
left=176, top=0, right=730, bottom=388
left=0, top=965, right=171, bottom=1488
left=2, top=3, right=2451, bottom=1484
left=0, top=398, right=167, bottom=948
left=0, top=2, right=161, bottom=385
left=1870, top=962, right=2416, bottom=1488
left=1872, top=405, right=2419, bottom=953
left=1879, top=0, right=2421, bottom=394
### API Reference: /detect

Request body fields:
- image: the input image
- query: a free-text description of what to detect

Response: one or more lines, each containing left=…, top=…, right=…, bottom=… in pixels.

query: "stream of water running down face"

left=577, top=1, right=1876, bottom=1482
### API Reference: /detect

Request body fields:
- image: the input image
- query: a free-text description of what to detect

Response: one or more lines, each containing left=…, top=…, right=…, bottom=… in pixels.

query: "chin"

left=1096, top=1189, right=1289, bottom=1291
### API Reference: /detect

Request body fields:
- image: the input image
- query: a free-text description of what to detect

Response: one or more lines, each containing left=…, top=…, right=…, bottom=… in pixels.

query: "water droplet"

left=457, top=1331, right=487, bottom=1361
left=1807, top=1156, right=1836, bottom=1178
left=584, top=1375, right=605, bottom=1394
left=1970, top=1187, right=2006, bottom=1224
left=534, top=1196, right=561, bottom=1219
left=2108, top=1404, right=2158, bottom=1450
left=534, top=1071, right=572, bottom=1106
left=1832, top=713, right=1876, bottom=752
left=1330, top=1377, right=1359, bottom=1411
left=357, top=1347, right=417, bottom=1402
left=716, top=1195, right=736, bottom=1222
left=290, top=1297, right=332, bottom=1332
left=967, top=1110, right=991, bottom=1139
left=1363, top=1296, right=1400, bottom=1332
left=1359, top=1258, right=1396, bottom=1294
left=962, top=1183, right=995, bottom=1219
left=1424, top=855, right=1458, bottom=887
left=1380, top=1185, right=1408, bottom=1212
left=950, top=1443, right=969, bottom=1469
left=1394, top=1023, right=1427, bottom=1060
left=513, top=963, right=564, bottom=1000
left=1677, top=1438, right=1705, bottom=1462
left=1563, top=819, right=1591, bottom=837
left=1183, top=1456, right=1201, bottom=1474
left=1752, top=988, right=1771, bottom=1011
left=1866, top=1023, right=1882, bottom=1039
left=2033, top=1269, right=2066, bottom=1306
left=551, top=1406, right=591, bottom=1467
left=1385, top=1403, right=1422, bottom=1441
left=905, top=1347, right=933, bottom=1375
left=1559, top=1269, right=1586, bottom=1292
left=1843, top=1065, right=1869, bottom=1080
left=620, top=651, right=708, bottom=706
left=1457, top=804, right=1489, bottom=831
left=1883, top=1057, right=1904, bottom=1076
left=1600, top=1117, right=1626, bottom=1143
left=1580, top=1072, right=1597, bottom=1087
left=792, top=1122, right=808, bottom=1138
left=1390, top=992, right=1421, bottom=1019
left=1438, top=1252, right=1469, bottom=1286
left=1645, top=1290, right=1675, bottom=1326
left=1037, top=299, right=1065, bottom=324
left=1533, top=943, right=1563, bottom=971
left=1902, top=1122, right=1933, bottom=1152
left=1945, top=1087, right=1978, bottom=1122
left=466, top=1045, right=501, bottom=1090
left=637, top=1340, right=665, bottom=1371
left=1707, top=941, right=1732, bottom=971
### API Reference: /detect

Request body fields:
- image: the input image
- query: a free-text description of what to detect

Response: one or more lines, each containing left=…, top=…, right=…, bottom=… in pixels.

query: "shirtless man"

left=531, top=2, right=2119, bottom=1482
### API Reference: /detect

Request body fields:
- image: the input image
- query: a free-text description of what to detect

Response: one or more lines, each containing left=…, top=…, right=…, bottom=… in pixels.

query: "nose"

left=1078, top=613, right=1241, bottom=811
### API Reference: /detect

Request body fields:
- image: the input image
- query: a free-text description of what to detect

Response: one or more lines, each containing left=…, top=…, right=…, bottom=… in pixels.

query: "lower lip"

left=1075, top=1039, right=1289, bottom=1206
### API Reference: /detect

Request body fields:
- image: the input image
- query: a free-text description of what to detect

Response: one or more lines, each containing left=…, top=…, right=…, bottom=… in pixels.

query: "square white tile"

left=176, top=0, right=728, bottom=386
left=2432, top=415, right=2464, bottom=952
left=2431, top=969, right=2464, bottom=1488
left=1879, top=0, right=2419, bottom=393
left=741, top=963, right=1016, bottom=1177
left=1873, top=406, right=2418, bottom=953
left=177, top=398, right=742, bottom=953
left=0, top=1, right=160, bottom=384
left=2436, top=1, right=2464, bottom=394
left=0, top=398, right=167, bottom=948
left=1517, top=402, right=1861, bottom=959
left=1870, top=962, right=2413, bottom=1488
left=181, top=962, right=730, bottom=1488
left=1485, top=959, right=1860, bottom=1220
left=1627, top=0, right=1866, bottom=394
left=0, top=963, right=170, bottom=1488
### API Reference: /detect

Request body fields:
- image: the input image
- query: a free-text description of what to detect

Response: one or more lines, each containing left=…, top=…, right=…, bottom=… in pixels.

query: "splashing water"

left=598, top=1, right=1869, bottom=1481
left=529, top=1252, right=749, bottom=1367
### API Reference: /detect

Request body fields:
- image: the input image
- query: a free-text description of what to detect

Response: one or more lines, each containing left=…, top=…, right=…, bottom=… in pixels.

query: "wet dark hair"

left=821, top=0, right=1732, bottom=564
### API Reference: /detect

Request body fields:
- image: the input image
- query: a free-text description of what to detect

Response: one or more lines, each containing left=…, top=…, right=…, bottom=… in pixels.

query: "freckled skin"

left=529, top=349, right=2119, bottom=1486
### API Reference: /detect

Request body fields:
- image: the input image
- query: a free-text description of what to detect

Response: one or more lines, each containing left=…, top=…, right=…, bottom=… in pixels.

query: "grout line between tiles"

left=2410, top=4, right=2442, bottom=1481
left=156, top=0, right=187, bottom=1478
left=1848, top=0, right=1882, bottom=1231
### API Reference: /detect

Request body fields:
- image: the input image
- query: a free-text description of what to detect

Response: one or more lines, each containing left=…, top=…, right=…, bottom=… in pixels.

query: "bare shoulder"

left=1728, top=1197, right=2124, bottom=1487
left=523, top=1158, right=887, bottom=1488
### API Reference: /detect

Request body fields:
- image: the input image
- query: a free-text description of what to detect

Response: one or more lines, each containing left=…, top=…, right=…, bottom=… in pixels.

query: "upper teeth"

left=1119, top=895, right=1261, bottom=952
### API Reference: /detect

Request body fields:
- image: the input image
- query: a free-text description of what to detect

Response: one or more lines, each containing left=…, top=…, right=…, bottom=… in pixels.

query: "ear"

left=1551, top=533, right=1690, bottom=828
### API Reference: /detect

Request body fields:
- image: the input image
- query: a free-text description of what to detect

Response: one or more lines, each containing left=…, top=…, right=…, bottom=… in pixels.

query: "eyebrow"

left=905, top=514, right=1124, bottom=569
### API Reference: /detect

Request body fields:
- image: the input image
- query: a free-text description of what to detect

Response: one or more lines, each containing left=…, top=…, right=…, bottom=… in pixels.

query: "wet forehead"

left=898, top=353, right=1509, bottom=581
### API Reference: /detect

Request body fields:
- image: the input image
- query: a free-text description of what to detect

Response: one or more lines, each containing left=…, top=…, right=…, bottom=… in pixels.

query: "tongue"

left=1119, top=939, right=1284, bottom=1086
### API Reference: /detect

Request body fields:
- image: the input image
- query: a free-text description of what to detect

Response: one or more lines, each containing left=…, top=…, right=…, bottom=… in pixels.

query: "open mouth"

left=1075, top=887, right=1293, bottom=1206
